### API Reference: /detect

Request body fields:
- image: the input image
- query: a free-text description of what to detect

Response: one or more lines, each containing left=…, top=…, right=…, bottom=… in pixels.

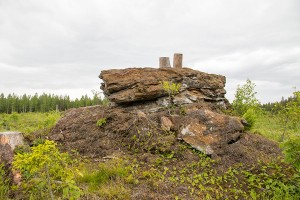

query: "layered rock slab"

left=99, top=67, right=226, bottom=105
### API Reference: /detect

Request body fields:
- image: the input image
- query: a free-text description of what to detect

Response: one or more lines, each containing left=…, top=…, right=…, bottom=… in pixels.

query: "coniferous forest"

left=0, top=93, right=108, bottom=113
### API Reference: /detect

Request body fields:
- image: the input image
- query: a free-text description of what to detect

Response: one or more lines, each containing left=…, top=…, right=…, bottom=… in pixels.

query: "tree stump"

left=0, top=132, right=24, bottom=150
left=0, top=132, right=24, bottom=186
left=159, top=57, right=171, bottom=68
left=173, top=53, right=183, bottom=68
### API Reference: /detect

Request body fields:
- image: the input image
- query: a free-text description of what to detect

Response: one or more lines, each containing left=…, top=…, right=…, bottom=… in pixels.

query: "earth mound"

left=49, top=67, right=282, bottom=169
left=49, top=104, right=281, bottom=168
left=47, top=66, right=288, bottom=199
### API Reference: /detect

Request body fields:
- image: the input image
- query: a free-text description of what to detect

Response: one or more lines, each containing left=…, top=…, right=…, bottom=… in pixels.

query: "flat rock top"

left=99, top=67, right=226, bottom=104
left=100, top=67, right=225, bottom=92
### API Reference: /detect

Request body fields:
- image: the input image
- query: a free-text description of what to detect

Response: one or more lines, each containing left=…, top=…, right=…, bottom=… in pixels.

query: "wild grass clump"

left=77, top=158, right=133, bottom=199
left=242, top=108, right=258, bottom=130
left=78, top=161, right=128, bottom=186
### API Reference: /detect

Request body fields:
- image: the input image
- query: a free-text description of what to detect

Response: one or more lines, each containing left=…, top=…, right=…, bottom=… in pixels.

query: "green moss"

left=96, top=118, right=107, bottom=127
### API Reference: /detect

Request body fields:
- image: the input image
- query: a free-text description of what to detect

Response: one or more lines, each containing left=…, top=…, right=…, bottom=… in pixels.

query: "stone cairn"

left=100, top=53, right=227, bottom=108
left=99, top=54, right=244, bottom=155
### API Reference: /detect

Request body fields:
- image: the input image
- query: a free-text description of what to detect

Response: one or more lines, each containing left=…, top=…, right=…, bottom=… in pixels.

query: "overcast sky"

left=0, top=0, right=299, bottom=103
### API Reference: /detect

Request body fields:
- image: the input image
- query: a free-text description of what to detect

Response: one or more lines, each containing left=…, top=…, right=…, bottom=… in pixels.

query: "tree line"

left=0, top=92, right=108, bottom=113
left=262, top=95, right=298, bottom=112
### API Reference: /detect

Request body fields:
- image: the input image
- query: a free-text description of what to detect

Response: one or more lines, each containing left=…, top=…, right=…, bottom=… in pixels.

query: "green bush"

left=275, top=91, right=300, bottom=141
left=242, top=108, right=257, bottom=130
left=161, top=81, right=181, bottom=97
left=96, top=118, right=107, bottom=127
left=12, top=140, right=81, bottom=200
left=232, top=79, right=260, bottom=116
left=281, top=135, right=300, bottom=171
left=160, top=81, right=181, bottom=114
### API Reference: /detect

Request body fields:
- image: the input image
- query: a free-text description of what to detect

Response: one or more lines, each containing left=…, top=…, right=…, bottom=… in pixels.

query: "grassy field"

left=252, top=111, right=300, bottom=142
left=0, top=112, right=61, bottom=135
left=0, top=111, right=299, bottom=199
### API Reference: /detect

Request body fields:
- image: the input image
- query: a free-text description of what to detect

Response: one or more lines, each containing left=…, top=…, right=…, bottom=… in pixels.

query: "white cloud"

left=0, top=0, right=299, bottom=103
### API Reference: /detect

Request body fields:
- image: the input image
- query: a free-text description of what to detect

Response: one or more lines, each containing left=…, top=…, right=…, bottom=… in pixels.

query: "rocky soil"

left=49, top=67, right=283, bottom=168
left=49, top=104, right=282, bottom=169
left=46, top=67, right=289, bottom=199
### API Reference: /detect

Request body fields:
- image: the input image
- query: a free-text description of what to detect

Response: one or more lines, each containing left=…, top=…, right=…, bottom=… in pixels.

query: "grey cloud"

left=0, top=0, right=299, bottom=102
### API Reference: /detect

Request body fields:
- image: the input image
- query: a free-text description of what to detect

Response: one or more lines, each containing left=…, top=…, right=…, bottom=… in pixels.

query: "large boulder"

left=174, top=109, right=244, bottom=155
left=99, top=67, right=226, bottom=106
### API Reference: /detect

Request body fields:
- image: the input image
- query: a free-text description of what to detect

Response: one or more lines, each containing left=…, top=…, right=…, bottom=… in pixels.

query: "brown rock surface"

left=160, top=116, right=173, bottom=131
left=176, top=109, right=244, bottom=155
left=48, top=66, right=282, bottom=171
left=99, top=67, right=226, bottom=105
left=49, top=104, right=281, bottom=168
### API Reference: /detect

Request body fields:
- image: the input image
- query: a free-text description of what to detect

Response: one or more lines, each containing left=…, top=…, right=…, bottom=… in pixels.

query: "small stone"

left=12, top=170, right=22, bottom=185
left=137, top=110, right=147, bottom=118
left=161, top=116, right=173, bottom=131
left=51, top=133, right=64, bottom=141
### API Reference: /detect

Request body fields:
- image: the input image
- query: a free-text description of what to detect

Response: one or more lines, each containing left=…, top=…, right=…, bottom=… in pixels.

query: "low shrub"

left=12, top=140, right=81, bottom=200
left=242, top=108, right=258, bottom=130
left=281, top=134, right=300, bottom=171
